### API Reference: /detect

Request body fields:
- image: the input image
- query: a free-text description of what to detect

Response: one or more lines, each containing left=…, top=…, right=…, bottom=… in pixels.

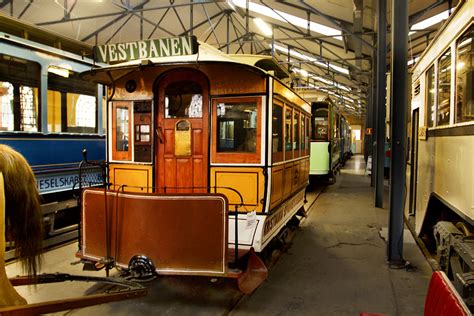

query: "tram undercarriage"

left=433, top=221, right=474, bottom=308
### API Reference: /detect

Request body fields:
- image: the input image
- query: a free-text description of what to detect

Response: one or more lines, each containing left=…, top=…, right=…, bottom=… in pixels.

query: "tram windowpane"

left=47, top=90, right=61, bottom=132
left=426, top=66, right=436, bottom=127
left=456, top=26, right=474, bottom=123
left=66, top=93, right=96, bottom=133
left=0, top=81, right=14, bottom=131
left=293, top=111, right=300, bottom=151
left=19, top=86, right=38, bottom=132
left=165, top=81, right=202, bottom=118
left=272, top=104, right=283, bottom=154
left=301, top=115, right=305, bottom=150
left=48, top=71, right=97, bottom=133
left=313, top=109, right=329, bottom=140
left=116, top=107, right=129, bottom=152
left=437, top=49, right=451, bottom=126
left=216, top=102, right=257, bottom=153
left=0, top=54, right=40, bottom=132
left=285, top=107, right=292, bottom=153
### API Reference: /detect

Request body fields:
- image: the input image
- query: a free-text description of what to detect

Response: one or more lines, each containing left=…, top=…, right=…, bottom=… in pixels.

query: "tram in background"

left=0, top=15, right=105, bottom=259
left=309, top=99, right=351, bottom=184
left=406, top=0, right=473, bottom=308
left=77, top=37, right=311, bottom=292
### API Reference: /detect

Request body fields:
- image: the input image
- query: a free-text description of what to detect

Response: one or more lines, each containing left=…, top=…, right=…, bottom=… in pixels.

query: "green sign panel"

left=94, top=36, right=199, bottom=64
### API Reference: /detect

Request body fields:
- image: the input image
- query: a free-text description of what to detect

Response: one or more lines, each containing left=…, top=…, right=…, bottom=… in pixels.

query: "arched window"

left=75, top=94, right=96, bottom=128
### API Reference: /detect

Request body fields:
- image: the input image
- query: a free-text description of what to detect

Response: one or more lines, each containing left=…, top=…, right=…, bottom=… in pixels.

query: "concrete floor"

left=6, top=155, right=433, bottom=315
left=232, top=155, right=433, bottom=315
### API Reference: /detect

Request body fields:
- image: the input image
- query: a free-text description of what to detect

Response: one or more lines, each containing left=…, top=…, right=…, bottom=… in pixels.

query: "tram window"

left=285, top=107, right=292, bottom=153
left=47, top=90, right=61, bottom=132
left=0, top=81, right=14, bottom=131
left=0, top=83, right=38, bottom=132
left=72, top=94, right=96, bottom=130
left=116, top=107, right=129, bottom=152
left=165, top=81, right=202, bottom=118
left=293, top=111, right=300, bottom=152
left=426, top=65, right=436, bottom=127
left=306, top=116, right=310, bottom=155
left=0, top=55, right=40, bottom=132
left=48, top=71, right=97, bottom=133
left=456, top=26, right=473, bottom=123
left=313, top=109, right=329, bottom=140
left=300, top=114, right=305, bottom=151
left=19, top=86, right=38, bottom=132
left=216, top=102, right=257, bottom=153
left=272, top=103, right=283, bottom=161
left=437, top=49, right=451, bottom=126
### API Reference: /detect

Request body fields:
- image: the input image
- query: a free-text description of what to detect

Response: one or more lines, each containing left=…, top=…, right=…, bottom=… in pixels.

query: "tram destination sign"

left=94, top=35, right=199, bottom=64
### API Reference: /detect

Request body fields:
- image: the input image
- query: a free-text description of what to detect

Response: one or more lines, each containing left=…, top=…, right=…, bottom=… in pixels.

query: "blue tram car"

left=0, top=15, right=105, bottom=256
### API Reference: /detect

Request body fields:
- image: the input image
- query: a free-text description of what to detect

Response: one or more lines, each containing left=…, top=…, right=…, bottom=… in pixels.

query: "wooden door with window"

left=155, top=69, right=209, bottom=192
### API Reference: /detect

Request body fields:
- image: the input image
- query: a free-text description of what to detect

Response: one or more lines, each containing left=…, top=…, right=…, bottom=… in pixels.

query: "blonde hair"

left=0, top=144, right=42, bottom=276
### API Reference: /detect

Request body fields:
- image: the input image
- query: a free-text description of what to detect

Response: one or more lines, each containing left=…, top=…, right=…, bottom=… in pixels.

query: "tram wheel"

left=128, top=255, right=157, bottom=282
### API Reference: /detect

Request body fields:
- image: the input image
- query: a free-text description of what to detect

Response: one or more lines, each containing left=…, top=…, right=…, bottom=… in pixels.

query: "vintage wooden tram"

left=77, top=37, right=311, bottom=292
left=406, top=0, right=473, bottom=308
left=309, top=99, right=351, bottom=183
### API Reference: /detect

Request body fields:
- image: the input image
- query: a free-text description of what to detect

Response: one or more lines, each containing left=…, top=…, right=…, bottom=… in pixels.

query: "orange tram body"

left=77, top=37, right=311, bottom=293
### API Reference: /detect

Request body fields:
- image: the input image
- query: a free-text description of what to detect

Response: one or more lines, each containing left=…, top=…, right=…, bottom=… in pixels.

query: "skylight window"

left=410, top=9, right=451, bottom=36
left=271, top=43, right=350, bottom=75
left=231, top=0, right=342, bottom=40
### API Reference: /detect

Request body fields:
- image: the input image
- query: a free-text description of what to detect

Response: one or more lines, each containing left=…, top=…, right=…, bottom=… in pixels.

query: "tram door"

left=155, top=69, right=209, bottom=193
left=409, top=109, right=419, bottom=216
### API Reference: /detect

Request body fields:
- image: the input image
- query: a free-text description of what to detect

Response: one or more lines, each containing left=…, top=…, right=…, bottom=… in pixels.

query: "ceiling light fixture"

left=232, top=0, right=342, bottom=40
left=253, top=18, right=273, bottom=37
left=271, top=43, right=349, bottom=75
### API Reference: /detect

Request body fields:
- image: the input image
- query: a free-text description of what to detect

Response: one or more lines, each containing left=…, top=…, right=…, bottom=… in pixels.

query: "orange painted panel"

left=270, top=166, right=284, bottom=209
left=210, top=167, right=264, bottom=212
left=109, top=164, right=153, bottom=192
left=282, top=163, right=293, bottom=199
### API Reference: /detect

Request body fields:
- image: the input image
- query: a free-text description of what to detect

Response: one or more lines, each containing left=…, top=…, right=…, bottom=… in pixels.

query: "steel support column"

left=375, top=0, right=387, bottom=207
left=388, top=0, right=408, bottom=264
left=364, top=75, right=373, bottom=174
left=370, top=48, right=377, bottom=187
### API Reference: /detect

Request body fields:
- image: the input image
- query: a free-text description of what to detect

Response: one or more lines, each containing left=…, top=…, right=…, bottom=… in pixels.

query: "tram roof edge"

left=81, top=41, right=289, bottom=85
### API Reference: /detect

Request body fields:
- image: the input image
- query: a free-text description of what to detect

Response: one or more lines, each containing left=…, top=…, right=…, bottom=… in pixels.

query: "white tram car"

left=406, top=0, right=473, bottom=305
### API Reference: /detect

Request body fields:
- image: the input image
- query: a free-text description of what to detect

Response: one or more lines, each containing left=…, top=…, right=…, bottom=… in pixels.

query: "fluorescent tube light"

left=411, top=9, right=450, bottom=31
left=232, top=0, right=342, bottom=40
left=253, top=18, right=273, bottom=37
